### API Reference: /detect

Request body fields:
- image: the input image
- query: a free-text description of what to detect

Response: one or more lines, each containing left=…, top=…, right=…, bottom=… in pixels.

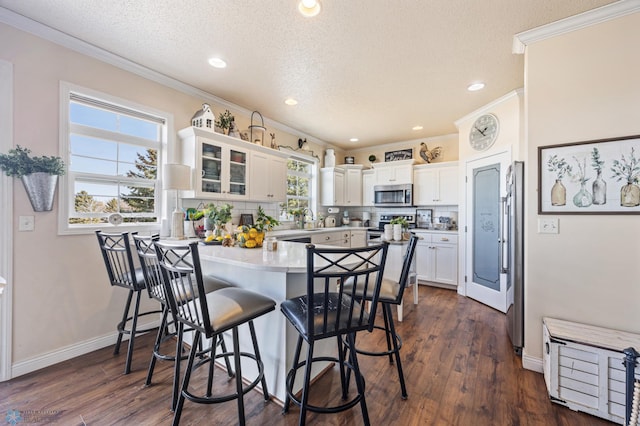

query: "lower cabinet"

left=311, top=230, right=351, bottom=247
left=543, top=317, right=640, bottom=424
left=414, top=231, right=457, bottom=286
left=349, top=230, right=367, bottom=247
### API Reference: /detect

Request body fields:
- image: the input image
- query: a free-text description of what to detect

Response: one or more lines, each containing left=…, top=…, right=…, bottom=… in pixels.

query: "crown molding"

left=0, top=7, right=327, bottom=146
left=454, top=89, right=523, bottom=128
left=513, top=0, right=640, bottom=54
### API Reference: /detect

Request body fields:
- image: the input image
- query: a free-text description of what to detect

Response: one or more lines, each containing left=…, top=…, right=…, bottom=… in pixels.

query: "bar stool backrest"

left=154, top=241, right=212, bottom=337
left=304, top=242, right=388, bottom=339
left=132, top=234, right=165, bottom=303
left=96, top=230, right=144, bottom=292
left=392, top=234, right=419, bottom=303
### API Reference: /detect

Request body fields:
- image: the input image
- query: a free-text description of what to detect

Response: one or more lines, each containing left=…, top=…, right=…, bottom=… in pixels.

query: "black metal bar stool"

left=132, top=234, right=233, bottom=411
left=343, top=234, right=419, bottom=399
left=95, top=230, right=162, bottom=375
left=154, top=241, right=276, bottom=426
left=280, top=242, right=389, bottom=425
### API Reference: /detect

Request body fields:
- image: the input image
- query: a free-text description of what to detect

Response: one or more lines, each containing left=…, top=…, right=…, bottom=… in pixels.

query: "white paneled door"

left=465, top=151, right=510, bottom=313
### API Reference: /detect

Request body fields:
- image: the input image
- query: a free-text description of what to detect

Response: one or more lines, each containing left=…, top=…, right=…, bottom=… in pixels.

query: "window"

left=59, top=83, right=169, bottom=234
left=285, top=155, right=316, bottom=218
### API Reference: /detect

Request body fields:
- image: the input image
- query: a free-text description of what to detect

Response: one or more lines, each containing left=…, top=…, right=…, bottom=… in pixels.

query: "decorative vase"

left=21, top=172, right=58, bottom=212
left=573, top=182, right=593, bottom=208
left=213, top=224, right=225, bottom=239
left=393, top=224, right=402, bottom=241
left=592, top=170, right=606, bottom=205
left=620, top=182, right=640, bottom=207
left=324, top=149, right=335, bottom=167
left=184, top=221, right=196, bottom=238
left=550, top=179, right=566, bottom=206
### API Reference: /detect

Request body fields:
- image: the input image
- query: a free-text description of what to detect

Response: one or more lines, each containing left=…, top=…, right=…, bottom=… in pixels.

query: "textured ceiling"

left=0, top=0, right=616, bottom=149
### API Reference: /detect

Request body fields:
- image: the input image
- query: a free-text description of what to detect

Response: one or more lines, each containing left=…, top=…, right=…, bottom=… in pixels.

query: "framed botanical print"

left=538, top=135, right=640, bottom=214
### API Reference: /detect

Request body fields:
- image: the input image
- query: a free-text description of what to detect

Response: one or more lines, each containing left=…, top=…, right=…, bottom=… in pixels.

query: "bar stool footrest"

left=284, top=355, right=365, bottom=414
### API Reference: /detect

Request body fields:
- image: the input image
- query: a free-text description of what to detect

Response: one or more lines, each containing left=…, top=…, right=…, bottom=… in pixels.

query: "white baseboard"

left=522, top=352, right=543, bottom=373
left=11, top=319, right=160, bottom=379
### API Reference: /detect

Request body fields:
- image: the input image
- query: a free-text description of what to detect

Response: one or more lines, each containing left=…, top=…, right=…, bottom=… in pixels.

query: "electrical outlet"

left=19, top=215, right=35, bottom=231
left=538, top=218, right=558, bottom=234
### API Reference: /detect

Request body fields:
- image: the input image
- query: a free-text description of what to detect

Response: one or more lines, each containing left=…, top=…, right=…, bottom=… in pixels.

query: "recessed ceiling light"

left=350, top=138, right=359, bottom=142
left=412, top=126, right=423, bottom=131
left=284, top=98, right=298, bottom=106
left=467, top=82, right=485, bottom=92
left=208, top=57, right=227, bottom=68
left=298, top=0, right=321, bottom=17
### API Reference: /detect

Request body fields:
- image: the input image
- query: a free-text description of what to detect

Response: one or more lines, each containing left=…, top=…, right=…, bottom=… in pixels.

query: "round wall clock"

left=108, top=213, right=123, bottom=226
left=469, top=113, right=499, bottom=151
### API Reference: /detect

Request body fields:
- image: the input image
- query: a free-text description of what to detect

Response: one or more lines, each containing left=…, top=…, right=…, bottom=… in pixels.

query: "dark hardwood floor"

left=0, top=286, right=614, bottom=425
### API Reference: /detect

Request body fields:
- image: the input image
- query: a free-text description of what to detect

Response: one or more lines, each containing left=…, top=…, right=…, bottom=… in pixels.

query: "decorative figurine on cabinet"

left=419, top=143, right=442, bottom=163
left=270, top=133, right=277, bottom=149
left=191, top=103, right=215, bottom=131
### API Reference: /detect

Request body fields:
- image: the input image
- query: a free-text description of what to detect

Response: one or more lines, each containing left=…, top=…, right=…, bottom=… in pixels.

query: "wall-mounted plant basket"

left=21, top=172, right=58, bottom=211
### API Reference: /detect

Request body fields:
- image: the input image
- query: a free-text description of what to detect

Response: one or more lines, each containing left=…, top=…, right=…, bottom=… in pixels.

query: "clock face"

left=469, top=113, right=499, bottom=151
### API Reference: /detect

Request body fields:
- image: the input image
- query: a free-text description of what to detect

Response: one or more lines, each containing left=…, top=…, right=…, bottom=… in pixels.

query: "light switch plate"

left=19, top=215, right=35, bottom=231
left=538, top=218, right=558, bottom=234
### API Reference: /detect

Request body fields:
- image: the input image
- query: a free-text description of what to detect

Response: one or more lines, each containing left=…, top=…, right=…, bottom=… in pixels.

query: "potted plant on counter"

left=0, top=145, right=65, bottom=211
left=205, top=203, right=233, bottom=241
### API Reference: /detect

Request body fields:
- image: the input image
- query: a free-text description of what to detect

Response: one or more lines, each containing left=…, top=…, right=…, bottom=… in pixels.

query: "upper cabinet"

left=362, top=169, right=375, bottom=206
left=249, top=151, right=287, bottom=202
left=320, top=167, right=345, bottom=206
left=413, top=161, right=459, bottom=205
left=373, top=160, right=413, bottom=185
left=321, top=165, right=363, bottom=206
left=178, top=127, right=288, bottom=201
left=344, top=165, right=363, bottom=206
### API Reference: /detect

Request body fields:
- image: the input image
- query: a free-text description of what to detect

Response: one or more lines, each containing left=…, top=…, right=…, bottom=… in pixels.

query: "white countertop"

left=197, top=241, right=309, bottom=273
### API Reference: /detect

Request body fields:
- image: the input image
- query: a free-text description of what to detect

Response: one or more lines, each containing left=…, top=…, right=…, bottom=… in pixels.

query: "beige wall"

left=524, top=12, right=640, bottom=360
left=349, top=134, right=459, bottom=167
left=0, top=23, right=323, bottom=367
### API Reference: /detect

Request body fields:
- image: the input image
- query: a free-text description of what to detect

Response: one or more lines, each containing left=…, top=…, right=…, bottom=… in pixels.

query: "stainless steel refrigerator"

left=503, top=161, right=524, bottom=355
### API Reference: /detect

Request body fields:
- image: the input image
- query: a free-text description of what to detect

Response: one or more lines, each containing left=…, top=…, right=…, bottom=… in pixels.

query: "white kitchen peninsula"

left=194, top=241, right=361, bottom=403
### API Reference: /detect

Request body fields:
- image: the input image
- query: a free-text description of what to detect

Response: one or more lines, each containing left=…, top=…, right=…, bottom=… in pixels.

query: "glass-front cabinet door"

left=201, top=142, right=222, bottom=195
left=227, top=149, right=247, bottom=196
left=193, top=138, right=247, bottom=199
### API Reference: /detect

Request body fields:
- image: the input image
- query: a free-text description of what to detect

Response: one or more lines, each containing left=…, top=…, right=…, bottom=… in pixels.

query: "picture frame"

left=385, top=148, right=413, bottom=162
left=538, top=135, right=640, bottom=214
left=239, top=213, right=253, bottom=226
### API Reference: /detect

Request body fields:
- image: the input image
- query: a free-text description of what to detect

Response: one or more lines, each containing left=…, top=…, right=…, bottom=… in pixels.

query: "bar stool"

left=95, top=230, right=162, bottom=375
left=154, top=241, right=276, bottom=426
left=280, top=242, right=389, bottom=425
left=132, top=234, right=233, bottom=411
left=343, top=234, right=419, bottom=399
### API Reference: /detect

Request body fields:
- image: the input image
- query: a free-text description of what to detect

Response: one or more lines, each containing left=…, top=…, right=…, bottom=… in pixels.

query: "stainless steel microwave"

left=373, top=184, right=413, bottom=207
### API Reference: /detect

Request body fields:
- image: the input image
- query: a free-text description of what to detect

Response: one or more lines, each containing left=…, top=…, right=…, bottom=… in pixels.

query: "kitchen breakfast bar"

left=194, top=241, right=337, bottom=404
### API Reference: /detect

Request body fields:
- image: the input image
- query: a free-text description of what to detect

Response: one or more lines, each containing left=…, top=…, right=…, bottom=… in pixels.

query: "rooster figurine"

left=419, top=143, right=442, bottom=163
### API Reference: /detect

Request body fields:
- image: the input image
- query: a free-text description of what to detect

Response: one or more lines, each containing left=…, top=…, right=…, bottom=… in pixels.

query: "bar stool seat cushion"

left=281, top=294, right=370, bottom=337
left=342, top=277, right=400, bottom=303
left=201, top=287, right=276, bottom=333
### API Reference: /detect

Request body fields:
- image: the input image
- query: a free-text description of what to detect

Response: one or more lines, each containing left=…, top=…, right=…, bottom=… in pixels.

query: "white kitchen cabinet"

left=543, top=317, right=640, bottom=424
left=249, top=151, right=287, bottom=202
left=344, top=165, right=363, bottom=206
left=349, top=229, right=367, bottom=247
left=179, top=126, right=288, bottom=201
left=362, top=169, right=375, bottom=206
left=373, top=159, right=413, bottom=185
left=311, top=230, right=350, bottom=247
left=320, top=167, right=345, bottom=206
left=414, top=231, right=458, bottom=287
left=413, top=162, right=459, bottom=205
left=180, top=129, right=249, bottom=200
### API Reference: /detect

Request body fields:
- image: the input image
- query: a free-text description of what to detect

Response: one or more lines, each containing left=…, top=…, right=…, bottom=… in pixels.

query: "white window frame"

left=284, top=151, right=318, bottom=220
left=58, top=82, right=172, bottom=235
